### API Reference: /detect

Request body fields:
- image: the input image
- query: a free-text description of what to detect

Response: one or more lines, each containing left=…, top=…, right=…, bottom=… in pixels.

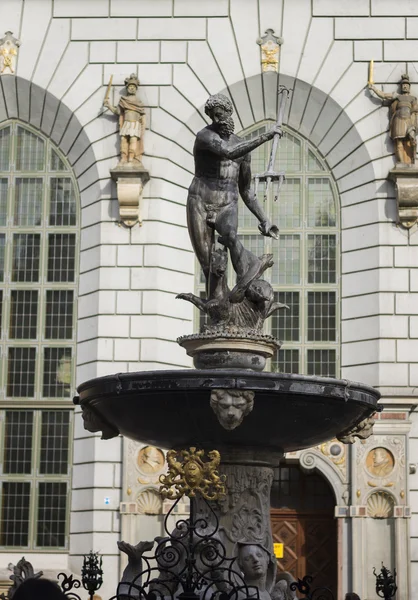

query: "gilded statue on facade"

left=103, top=73, right=146, bottom=168
left=369, top=72, right=418, bottom=165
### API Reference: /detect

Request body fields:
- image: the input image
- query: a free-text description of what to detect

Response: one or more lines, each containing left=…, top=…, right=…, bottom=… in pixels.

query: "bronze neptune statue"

left=177, top=93, right=286, bottom=348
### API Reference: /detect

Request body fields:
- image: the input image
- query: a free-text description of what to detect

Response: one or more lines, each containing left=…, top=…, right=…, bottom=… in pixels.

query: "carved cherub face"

left=210, top=390, right=254, bottom=430
left=238, top=544, right=269, bottom=581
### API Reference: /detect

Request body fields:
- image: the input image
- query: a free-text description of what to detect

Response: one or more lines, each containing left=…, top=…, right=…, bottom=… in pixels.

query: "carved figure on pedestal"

left=210, top=389, right=255, bottom=430
left=369, top=73, right=418, bottom=165
left=178, top=93, right=282, bottom=331
left=104, top=73, right=146, bottom=168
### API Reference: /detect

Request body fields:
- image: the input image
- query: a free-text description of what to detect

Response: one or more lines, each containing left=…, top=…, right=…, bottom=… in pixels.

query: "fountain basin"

left=75, top=370, right=380, bottom=453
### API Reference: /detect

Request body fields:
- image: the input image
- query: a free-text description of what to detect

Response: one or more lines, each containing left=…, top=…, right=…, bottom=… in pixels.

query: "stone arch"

left=297, top=449, right=348, bottom=506
left=201, top=72, right=377, bottom=217
left=0, top=75, right=99, bottom=208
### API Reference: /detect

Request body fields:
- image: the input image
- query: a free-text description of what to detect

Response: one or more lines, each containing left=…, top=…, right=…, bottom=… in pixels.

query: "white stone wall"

left=0, top=0, right=417, bottom=595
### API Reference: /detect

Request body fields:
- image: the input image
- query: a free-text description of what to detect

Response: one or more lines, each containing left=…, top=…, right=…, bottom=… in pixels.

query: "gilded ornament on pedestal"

left=0, top=31, right=20, bottom=75
left=256, top=29, right=283, bottom=73
left=159, top=447, right=226, bottom=501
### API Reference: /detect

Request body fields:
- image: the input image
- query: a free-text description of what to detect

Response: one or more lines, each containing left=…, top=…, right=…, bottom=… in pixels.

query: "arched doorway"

left=270, top=464, right=337, bottom=595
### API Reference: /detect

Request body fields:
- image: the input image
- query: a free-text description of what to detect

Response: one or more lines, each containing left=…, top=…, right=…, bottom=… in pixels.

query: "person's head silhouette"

left=12, top=578, right=66, bottom=600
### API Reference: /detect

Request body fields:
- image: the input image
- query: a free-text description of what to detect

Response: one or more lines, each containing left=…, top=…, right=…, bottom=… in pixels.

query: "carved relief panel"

left=355, top=435, right=407, bottom=513
left=122, top=438, right=167, bottom=515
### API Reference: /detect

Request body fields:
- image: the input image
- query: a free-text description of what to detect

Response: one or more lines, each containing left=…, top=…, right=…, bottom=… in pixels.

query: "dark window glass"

left=49, top=178, right=76, bottom=226
left=7, top=347, right=36, bottom=397
left=0, top=234, right=5, bottom=282
left=43, top=347, right=72, bottom=398
left=50, top=149, right=68, bottom=172
left=0, top=126, right=11, bottom=171
left=271, top=465, right=334, bottom=511
left=307, top=291, right=336, bottom=342
left=307, top=349, right=337, bottom=378
left=307, top=178, right=336, bottom=227
left=9, top=290, right=38, bottom=339
left=271, top=292, right=300, bottom=342
left=47, top=234, right=76, bottom=282
left=14, top=178, right=43, bottom=226
left=273, top=349, right=299, bottom=374
left=36, top=482, right=67, bottom=547
left=307, top=234, right=336, bottom=284
left=45, top=290, right=74, bottom=339
left=0, top=178, right=8, bottom=225
left=39, top=412, right=70, bottom=475
left=0, top=481, right=31, bottom=546
left=16, top=126, right=45, bottom=171
left=4, top=411, right=33, bottom=474
left=12, top=234, right=40, bottom=282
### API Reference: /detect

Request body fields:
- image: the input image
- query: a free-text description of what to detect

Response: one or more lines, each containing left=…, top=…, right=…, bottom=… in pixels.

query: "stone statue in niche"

left=369, top=73, right=418, bottom=165
left=210, top=389, right=255, bottom=430
left=102, top=73, right=150, bottom=227
left=104, top=73, right=146, bottom=168
left=177, top=93, right=286, bottom=337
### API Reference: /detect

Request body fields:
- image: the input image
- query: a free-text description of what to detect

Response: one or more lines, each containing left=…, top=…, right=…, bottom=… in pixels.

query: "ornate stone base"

left=110, top=164, right=150, bottom=227
left=389, top=166, right=418, bottom=228
left=195, top=445, right=282, bottom=588
left=177, top=332, right=280, bottom=371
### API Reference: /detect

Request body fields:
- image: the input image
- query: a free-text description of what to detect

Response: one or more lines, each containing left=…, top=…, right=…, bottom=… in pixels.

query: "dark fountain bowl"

left=75, top=369, right=380, bottom=454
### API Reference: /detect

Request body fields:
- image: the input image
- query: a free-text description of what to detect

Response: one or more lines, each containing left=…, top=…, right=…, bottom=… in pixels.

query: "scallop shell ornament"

left=137, top=489, right=163, bottom=515
left=367, top=491, right=394, bottom=519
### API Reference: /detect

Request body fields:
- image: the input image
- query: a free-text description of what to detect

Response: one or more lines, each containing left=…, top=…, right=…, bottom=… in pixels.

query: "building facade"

left=0, top=1, right=417, bottom=599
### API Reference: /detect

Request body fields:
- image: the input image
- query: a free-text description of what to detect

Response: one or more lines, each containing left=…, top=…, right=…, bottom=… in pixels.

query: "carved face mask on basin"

left=210, top=389, right=254, bottom=430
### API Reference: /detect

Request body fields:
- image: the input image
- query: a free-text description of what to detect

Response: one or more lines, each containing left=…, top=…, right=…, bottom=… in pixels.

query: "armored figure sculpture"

left=369, top=73, right=418, bottom=165
left=104, top=73, right=146, bottom=167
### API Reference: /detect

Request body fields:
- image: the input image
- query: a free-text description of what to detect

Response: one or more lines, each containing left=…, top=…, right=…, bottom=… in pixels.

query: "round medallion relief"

left=366, top=447, right=394, bottom=478
left=137, top=445, right=165, bottom=475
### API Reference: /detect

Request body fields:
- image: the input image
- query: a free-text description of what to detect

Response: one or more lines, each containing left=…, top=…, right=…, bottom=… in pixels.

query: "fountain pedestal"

left=215, top=447, right=281, bottom=559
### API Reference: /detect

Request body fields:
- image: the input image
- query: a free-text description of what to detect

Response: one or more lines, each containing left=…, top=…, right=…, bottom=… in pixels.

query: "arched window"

left=0, top=122, right=78, bottom=549
left=196, top=125, right=339, bottom=377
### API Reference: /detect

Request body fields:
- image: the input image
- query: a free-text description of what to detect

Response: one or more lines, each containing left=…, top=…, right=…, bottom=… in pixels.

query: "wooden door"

left=271, top=510, right=337, bottom=593
left=270, top=465, right=337, bottom=596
